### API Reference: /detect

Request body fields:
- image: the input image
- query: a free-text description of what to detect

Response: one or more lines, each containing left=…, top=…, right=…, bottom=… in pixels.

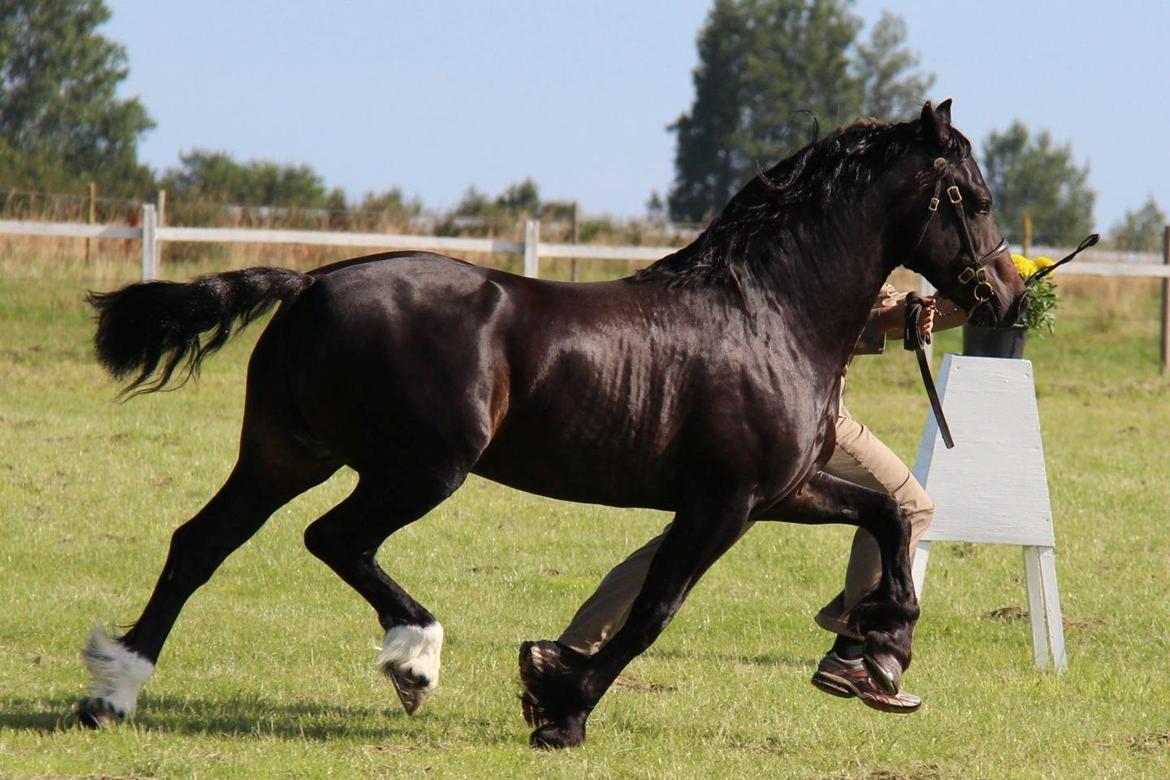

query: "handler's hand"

left=917, top=296, right=937, bottom=341
left=877, top=296, right=937, bottom=340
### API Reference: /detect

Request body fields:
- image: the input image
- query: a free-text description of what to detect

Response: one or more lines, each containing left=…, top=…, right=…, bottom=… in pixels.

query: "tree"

left=495, top=178, right=541, bottom=215
left=856, top=11, right=935, bottom=121
left=667, top=0, right=934, bottom=222
left=159, top=150, right=329, bottom=207
left=981, top=122, right=1095, bottom=246
left=1109, top=196, right=1166, bottom=253
left=667, top=0, right=750, bottom=223
left=646, top=190, right=666, bottom=222
left=0, top=0, right=154, bottom=194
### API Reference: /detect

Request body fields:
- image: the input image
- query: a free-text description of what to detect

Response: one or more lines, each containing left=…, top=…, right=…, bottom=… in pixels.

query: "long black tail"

left=87, top=267, right=315, bottom=396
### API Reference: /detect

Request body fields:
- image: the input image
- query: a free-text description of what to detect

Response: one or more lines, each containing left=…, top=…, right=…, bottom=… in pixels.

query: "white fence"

left=5, top=212, right=1168, bottom=371
left=4, top=212, right=1168, bottom=282
left=0, top=209, right=682, bottom=282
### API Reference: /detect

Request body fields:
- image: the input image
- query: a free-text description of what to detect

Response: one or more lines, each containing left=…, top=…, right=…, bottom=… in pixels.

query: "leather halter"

left=912, top=157, right=1009, bottom=312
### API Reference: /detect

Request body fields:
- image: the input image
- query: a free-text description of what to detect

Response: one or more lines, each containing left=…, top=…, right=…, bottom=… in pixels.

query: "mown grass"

left=1, top=256, right=1168, bottom=779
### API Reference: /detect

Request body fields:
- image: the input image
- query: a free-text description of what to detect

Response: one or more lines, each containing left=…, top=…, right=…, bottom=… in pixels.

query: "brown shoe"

left=811, top=653, right=922, bottom=714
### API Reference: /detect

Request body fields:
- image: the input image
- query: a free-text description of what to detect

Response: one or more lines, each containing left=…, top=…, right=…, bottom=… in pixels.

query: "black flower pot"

left=962, top=324, right=1028, bottom=359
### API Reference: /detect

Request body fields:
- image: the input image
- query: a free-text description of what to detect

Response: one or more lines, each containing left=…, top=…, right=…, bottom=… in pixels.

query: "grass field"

left=1, top=257, right=1168, bottom=779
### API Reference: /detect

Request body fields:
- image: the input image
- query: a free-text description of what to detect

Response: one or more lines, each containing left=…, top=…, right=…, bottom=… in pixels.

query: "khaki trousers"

left=558, top=403, right=935, bottom=655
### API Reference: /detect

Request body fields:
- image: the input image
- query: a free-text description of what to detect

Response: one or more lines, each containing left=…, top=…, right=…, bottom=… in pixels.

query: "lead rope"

left=904, top=292, right=955, bottom=449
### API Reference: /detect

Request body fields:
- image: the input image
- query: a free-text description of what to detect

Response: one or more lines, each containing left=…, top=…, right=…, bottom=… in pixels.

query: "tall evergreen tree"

left=667, top=0, right=933, bottom=222
left=668, top=0, right=750, bottom=224
left=856, top=11, right=935, bottom=121
left=981, top=121, right=1095, bottom=246
left=0, top=0, right=154, bottom=194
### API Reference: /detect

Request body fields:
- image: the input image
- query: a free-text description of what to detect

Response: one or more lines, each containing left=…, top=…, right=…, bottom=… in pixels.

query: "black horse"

left=78, top=101, right=1024, bottom=748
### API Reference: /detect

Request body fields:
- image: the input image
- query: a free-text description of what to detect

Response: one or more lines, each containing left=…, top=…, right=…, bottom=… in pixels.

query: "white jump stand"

left=910, top=354, right=1067, bottom=671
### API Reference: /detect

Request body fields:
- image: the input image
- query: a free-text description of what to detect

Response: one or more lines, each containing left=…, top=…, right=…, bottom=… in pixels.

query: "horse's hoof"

left=518, top=640, right=554, bottom=727
left=518, top=640, right=590, bottom=728
left=530, top=718, right=586, bottom=750
left=863, top=652, right=904, bottom=696
left=77, top=697, right=123, bottom=729
left=386, top=667, right=432, bottom=716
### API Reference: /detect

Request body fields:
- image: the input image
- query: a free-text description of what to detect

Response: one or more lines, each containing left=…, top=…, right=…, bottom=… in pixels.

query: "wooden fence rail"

left=3, top=215, right=1168, bottom=372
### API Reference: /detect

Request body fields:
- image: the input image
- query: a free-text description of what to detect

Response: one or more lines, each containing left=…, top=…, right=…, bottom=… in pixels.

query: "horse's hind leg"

left=766, top=471, right=919, bottom=694
left=302, top=468, right=465, bottom=716
left=77, top=443, right=338, bottom=728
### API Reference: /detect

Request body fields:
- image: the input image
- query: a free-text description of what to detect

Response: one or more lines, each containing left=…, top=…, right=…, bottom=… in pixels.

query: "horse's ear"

left=936, top=98, right=952, bottom=123
left=920, top=100, right=952, bottom=147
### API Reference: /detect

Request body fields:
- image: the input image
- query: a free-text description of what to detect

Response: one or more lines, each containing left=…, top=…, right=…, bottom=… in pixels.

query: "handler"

left=553, top=283, right=967, bottom=714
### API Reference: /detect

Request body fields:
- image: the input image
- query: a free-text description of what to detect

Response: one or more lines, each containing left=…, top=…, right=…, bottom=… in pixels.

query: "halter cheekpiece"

left=913, top=156, right=1009, bottom=310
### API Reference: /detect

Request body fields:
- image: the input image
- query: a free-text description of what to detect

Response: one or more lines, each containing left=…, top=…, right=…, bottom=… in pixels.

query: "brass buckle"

left=973, top=281, right=994, bottom=302
left=958, top=267, right=976, bottom=284
left=928, top=197, right=940, bottom=213
left=947, top=185, right=962, bottom=204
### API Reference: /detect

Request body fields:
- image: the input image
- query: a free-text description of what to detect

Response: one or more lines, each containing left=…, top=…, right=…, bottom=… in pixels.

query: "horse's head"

left=895, top=100, right=1027, bottom=327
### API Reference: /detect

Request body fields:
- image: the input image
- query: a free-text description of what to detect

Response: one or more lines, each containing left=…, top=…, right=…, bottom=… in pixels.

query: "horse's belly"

left=472, top=426, right=677, bottom=510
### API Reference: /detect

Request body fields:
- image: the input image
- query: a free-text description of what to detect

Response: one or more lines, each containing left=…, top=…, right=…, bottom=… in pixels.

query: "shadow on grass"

left=0, top=693, right=517, bottom=745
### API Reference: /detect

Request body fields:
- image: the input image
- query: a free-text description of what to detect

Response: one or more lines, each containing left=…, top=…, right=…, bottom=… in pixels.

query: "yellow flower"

left=1033, top=255, right=1056, bottom=270
left=1011, top=253, right=1038, bottom=279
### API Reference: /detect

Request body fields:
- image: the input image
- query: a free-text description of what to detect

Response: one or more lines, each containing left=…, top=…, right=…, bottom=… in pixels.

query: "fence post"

left=1161, top=225, right=1169, bottom=374
left=570, top=201, right=579, bottom=282
left=524, top=219, right=540, bottom=278
left=1022, top=208, right=1033, bottom=257
left=141, top=204, right=158, bottom=281
left=86, top=181, right=96, bottom=263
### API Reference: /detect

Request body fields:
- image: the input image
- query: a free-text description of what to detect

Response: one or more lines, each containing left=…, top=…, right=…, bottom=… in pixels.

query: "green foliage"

left=981, top=121, right=1096, bottom=246
left=439, top=178, right=570, bottom=236
left=495, top=178, right=541, bottom=214
left=1021, top=276, right=1059, bottom=334
left=668, top=0, right=934, bottom=222
left=353, top=187, right=422, bottom=226
left=1109, top=195, right=1167, bottom=252
left=0, top=0, right=155, bottom=195
left=159, top=150, right=330, bottom=208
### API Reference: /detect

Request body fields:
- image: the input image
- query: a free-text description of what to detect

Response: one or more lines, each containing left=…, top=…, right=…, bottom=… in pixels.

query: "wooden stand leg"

left=1023, top=546, right=1067, bottom=671
left=1038, top=547, right=1068, bottom=671
left=911, top=541, right=931, bottom=602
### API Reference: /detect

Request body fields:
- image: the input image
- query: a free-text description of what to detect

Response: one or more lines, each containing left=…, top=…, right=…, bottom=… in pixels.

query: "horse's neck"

left=746, top=212, right=891, bottom=376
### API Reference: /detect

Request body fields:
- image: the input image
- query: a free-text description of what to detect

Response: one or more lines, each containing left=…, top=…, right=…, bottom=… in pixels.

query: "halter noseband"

left=912, top=157, right=1009, bottom=309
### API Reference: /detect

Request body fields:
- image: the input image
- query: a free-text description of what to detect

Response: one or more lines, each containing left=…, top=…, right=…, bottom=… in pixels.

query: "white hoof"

left=377, top=622, right=444, bottom=716
left=81, top=624, right=154, bottom=719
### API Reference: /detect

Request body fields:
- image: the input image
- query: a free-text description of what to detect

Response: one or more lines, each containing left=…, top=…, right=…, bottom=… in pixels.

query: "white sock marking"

left=377, top=622, right=444, bottom=690
left=82, top=624, right=155, bottom=716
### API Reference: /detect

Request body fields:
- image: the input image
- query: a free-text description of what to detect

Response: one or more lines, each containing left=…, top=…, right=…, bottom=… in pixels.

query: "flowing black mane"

left=636, top=117, right=972, bottom=287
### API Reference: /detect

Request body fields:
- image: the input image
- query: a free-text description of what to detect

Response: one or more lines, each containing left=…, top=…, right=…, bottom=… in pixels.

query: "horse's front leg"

left=768, top=470, right=919, bottom=694
left=520, top=492, right=752, bottom=749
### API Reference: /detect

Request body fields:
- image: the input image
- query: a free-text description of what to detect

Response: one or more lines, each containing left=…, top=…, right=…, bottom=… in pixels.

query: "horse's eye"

left=976, top=201, right=993, bottom=215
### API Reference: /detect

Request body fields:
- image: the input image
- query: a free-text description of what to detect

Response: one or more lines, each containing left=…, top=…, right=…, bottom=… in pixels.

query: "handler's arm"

left=853, top=290, right=967, bottom=354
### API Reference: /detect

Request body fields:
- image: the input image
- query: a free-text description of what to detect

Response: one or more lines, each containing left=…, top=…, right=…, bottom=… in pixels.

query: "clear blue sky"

left=105, top=0, right=1169, bottom=233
